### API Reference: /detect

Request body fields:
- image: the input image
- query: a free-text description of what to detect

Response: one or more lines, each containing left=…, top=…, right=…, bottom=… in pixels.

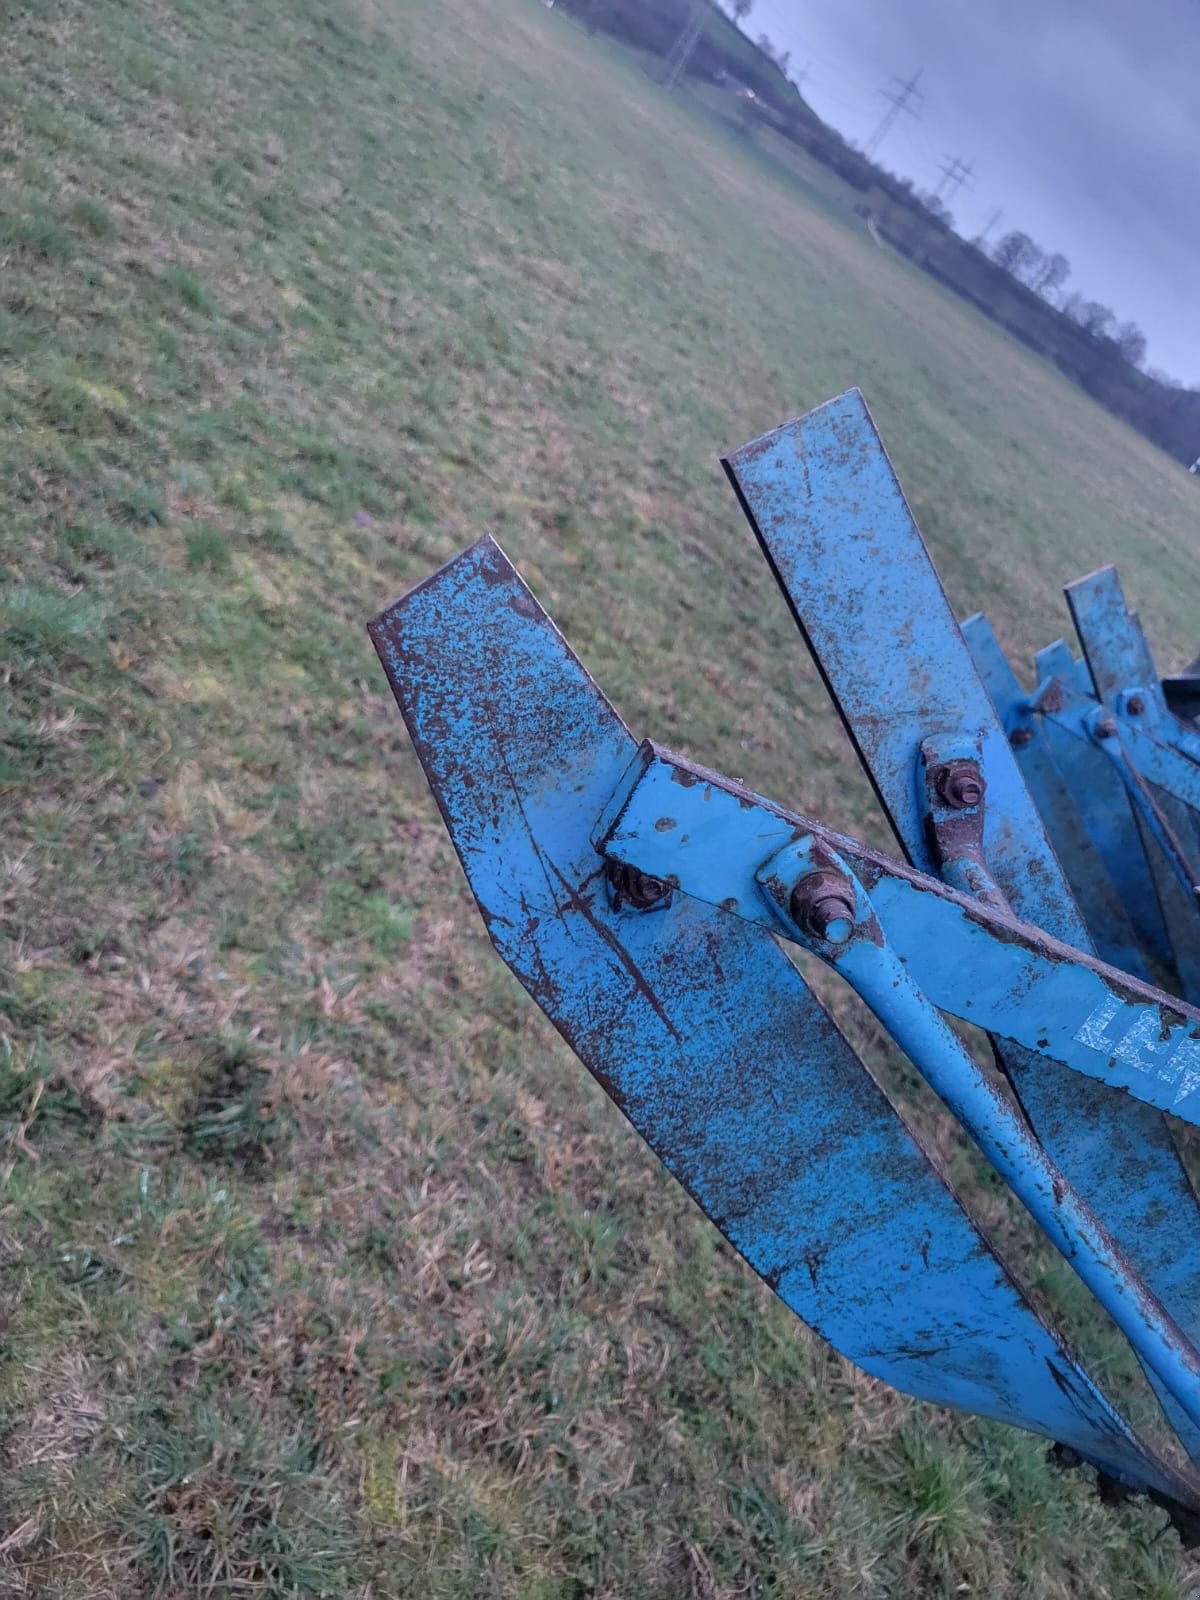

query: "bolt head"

left=1126, top=694, right=1145, bottom=717
left=934, top=761, right=984, bottom=810
left=1009, top=726, right=1034, bottom=748
left=791, top=871, right=856, bottom=943
left=631, top=872, right=667, bottom=904
left=1095, top=713, right=1118, bottom=739
left=607, top=860, right=671, bottom=910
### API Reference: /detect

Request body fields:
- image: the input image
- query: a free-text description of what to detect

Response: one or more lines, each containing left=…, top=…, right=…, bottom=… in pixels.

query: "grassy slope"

left=629, top=0, right=810, bottom=113
left=690, top=0, right=808, bottom=108
left=2, top=0, right=1200, bottom=1594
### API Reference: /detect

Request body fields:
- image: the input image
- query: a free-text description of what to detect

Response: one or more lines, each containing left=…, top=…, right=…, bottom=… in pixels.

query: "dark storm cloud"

left=751, top=0, right=1199, bottom=381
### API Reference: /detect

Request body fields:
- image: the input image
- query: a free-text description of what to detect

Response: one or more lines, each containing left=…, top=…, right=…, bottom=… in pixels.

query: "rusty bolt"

left=627, top=872, right=668, bottom=908
left=934, top=760, right=984, bottom=811
left=1095, top=713, right=1118, bottom=739
left=1009, top=727, right=1034, bottom=749
left=606, top=859, right=671, bottom=910
left=790, top=871, right=857, bottom=943
left=1125, top=694, right=1145, bottom=716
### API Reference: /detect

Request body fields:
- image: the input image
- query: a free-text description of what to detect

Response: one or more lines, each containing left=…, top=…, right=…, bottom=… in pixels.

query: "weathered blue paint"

left=598, top=743, right=1200, bottom=1127
left=370, top=535, right=1200, bottom=1518
left=1035, top=638, right=1092, bottom=697
left=1093, top=713, right=1200, bottom=819
left=915, top=734, right=1008, bottom=908
left=723, top=392, right=1083, bottom=938
left=1026, top=634, right=1173, bottom=967
left=1086, top=711, right=1200, bottom=898
left=756, top=830, right=1200, bottom=1435
left=723, top=389, right=1200, bottom=1456
left=1066, top=566, right=1164, bottom=714
left=1064, top=566, right=1200, bottom=1001
left=962, top=612, right=1148, bottom=975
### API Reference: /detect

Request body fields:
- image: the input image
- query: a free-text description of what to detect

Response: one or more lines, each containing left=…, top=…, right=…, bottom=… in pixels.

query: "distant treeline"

left=560, top=0, right=1200, bottom=468
left=857, top=189, right=1200, bottom=467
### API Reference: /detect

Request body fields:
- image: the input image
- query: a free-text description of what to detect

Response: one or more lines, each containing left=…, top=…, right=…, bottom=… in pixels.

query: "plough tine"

left=1026, top=637, right=1174, bottom=967
left=960, top=611, right=1148, bottom=977
left=724, top=390, right=1200, bottom=1457
left=722, top=392, right=1080, bottom=938
left=370, top=536, right=1200, bottom=1528
left=1065, top=566, right=1162, bottom=708
left=1035, top=639, right=1091, bottom=696
left=1065, top=568, right=1200, bottom=1001
left=1027, top=632, right=1197, bottom=988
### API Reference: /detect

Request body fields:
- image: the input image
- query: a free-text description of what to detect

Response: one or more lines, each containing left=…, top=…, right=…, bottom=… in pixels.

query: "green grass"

left=686, top=0, right=809, bottom=110
left=2, top=0, right=1200, bottom=1593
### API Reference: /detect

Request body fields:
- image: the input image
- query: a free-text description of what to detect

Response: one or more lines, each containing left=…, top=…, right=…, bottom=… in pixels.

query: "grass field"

left=4, top=0, right=1200, bottom=1593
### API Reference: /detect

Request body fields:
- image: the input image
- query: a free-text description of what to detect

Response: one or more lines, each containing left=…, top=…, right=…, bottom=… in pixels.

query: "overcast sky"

left=747, top=0, right=1199, bottom=384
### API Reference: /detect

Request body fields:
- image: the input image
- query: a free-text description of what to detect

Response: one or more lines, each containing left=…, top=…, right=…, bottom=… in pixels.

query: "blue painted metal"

left=1035, top=638, right=1092, bottom=696
left=962, top=613, right=1148, bottom=976
left=916, top=735, right=1008, bottom=908
left=1039, top=694, right=1200, bottom=1004
left=972, top=599, right=1200, bottom=998
left=722, top=392, right=1083, bottom=940
left=1084, top=710, right=1200, bottom=900
left=723, top=389, right=1200, bottom=1456
left=1090, top=713, right=1200, bottom=819
left=370, top=535, right=1200, bottom=1523
left=597, top=743, right=1200, bottom=1126
left=1068, top=566, right=1200, bottom=998
left=1120, top=694, right=1200, bottom=769
left=757, top=831, right=1200, bottom=1436
left=1026, top=634, right=1174, bottom=967
left=1065, top=566, right=1164, bottom=714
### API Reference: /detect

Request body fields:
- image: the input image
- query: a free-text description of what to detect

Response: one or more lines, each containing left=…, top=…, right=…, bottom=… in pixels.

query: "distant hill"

left=860, top=189, right=1200, bottom=468
left=564, top=0, right=1199, bottom=469
left=565, top=0, right=817, bottom=125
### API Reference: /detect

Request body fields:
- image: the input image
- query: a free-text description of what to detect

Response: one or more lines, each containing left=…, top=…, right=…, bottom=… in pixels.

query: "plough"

left=370, top=390, right=1200, bottom=1536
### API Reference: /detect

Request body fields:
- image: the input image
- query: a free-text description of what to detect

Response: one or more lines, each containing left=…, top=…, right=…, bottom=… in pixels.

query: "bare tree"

left=1114, top=321, right=1148, bottom=367
left=919, top=191, right=954, bottom=228
left=730, top=0, right=753, bottom=21
left=1031, top=251, right=1071, bottom=299
left=1014, top=243, right=1045, bottom=287
left=991, top=230, right=1040, bottom=282
left=1067, top=300, right=1117, bottom=340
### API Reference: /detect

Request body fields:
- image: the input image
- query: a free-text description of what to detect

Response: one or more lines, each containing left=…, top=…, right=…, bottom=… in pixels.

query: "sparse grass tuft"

left=184, top=522, right=232, bottom=571
left=161, top=263, right=217, bottom=316
left=105, top=477, right=167, bottom=526
left=182, top=1032, right=285, bottom=1169
left=122, top=1406, right=355, bottom=1595
left=69, top=196, right=117, bottom=240
left=61, top=518, right=139, bottom=567
left=0, top=584, right=104, bottom=666
left=1, top=207, right=74, bottom=262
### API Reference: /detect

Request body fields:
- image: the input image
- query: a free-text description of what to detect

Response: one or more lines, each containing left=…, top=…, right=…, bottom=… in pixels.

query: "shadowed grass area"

left=3, top=0, right=1200, bottom=1593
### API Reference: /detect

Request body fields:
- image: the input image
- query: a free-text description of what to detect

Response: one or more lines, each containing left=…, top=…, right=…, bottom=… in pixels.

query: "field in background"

left=3, top=0, right=1200, bottom=1594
